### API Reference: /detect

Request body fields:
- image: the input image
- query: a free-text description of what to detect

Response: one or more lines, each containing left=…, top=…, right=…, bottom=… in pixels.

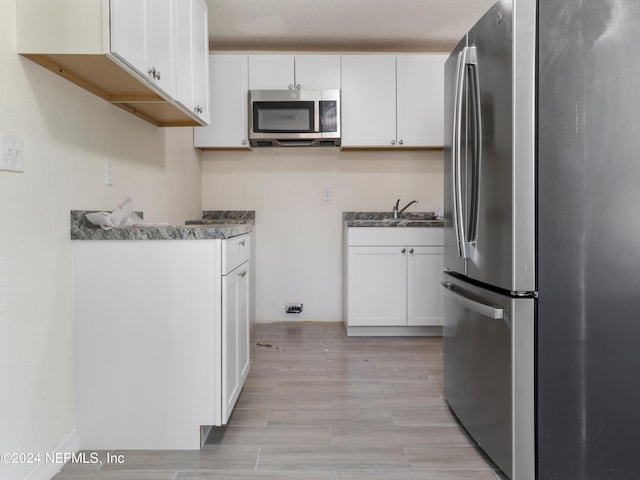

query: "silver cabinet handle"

left=148, top=67, right=161, bottom=81
left=242, top=139, right=247, bottom=145
left=289, top=84, right=294, bottom=89
left=296, top=84, right=301, bottom=89
left=399, top=140, right=404, bottom=145
left=239, top=239, right=246, bottom=246
left=391, top=139, right=396, bottom=145
left=441, top=282, right=504, bottom=319
left=238, top=270, right=247, bottom=278
left=409, top=248, right=414, bottom=254
left=194, top=105, right=203, bottom=114
left=401, top=248, right=406, bottom=253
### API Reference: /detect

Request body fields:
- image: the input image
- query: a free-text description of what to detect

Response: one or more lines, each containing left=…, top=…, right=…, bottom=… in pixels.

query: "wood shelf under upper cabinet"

left=17, top=0, right=208, bottom=127
left=23, top=53, right=201, bottom=127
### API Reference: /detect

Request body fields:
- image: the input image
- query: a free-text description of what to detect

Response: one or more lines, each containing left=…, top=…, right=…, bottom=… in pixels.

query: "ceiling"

left=205, top=0, right=496, bottom=53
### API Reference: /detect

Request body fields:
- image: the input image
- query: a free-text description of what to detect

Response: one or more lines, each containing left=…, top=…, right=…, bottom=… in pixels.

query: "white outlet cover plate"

left=0, top=132, right=24, bottom=173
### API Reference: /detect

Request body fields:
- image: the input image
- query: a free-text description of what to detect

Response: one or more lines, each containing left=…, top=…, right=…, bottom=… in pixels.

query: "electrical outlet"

left=285, top=303, right=303, bottom=314
left=322, top=186, right=332, bottom=201
left=0, top=132, right=24, bottom=173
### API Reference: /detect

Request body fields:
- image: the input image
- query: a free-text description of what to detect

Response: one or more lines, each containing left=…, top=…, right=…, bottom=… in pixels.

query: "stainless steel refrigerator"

left=443, top=0, right=640, bottom=479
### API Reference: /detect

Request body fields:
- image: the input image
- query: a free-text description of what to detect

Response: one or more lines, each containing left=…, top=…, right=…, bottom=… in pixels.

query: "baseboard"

left=22, top=430, right=80, bottom=480
left=346, top=325, right=443, bottom=337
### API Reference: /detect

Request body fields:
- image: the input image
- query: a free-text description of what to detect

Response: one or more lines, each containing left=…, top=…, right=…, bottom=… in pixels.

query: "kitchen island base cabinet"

left=345, top=227, right=444, bottom=336
left=72, top=235, right=251, bottom=450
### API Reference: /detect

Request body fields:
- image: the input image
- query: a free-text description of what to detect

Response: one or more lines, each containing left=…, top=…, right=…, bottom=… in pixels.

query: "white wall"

left=0, top=2, right=201, bottom=478
left=202, top=147, right=443, bottom=323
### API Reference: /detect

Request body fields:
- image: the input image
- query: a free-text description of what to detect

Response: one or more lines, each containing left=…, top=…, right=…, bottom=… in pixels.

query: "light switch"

left=105, top=159, right=114, bottom=186
left=0, top=132, right=24, bottom=173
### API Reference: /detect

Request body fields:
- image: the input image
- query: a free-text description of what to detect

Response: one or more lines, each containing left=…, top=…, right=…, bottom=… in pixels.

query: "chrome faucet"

left=393, top=199, right=419, bottom=219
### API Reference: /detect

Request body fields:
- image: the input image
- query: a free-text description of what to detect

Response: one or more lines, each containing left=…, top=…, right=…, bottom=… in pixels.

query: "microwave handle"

left=314, top=100, right=320, bottom=133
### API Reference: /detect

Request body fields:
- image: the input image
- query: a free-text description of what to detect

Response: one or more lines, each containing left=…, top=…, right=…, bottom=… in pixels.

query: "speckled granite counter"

left=343, top=211, right=444, bottom=227
left=186, top=210, right=256, bottom=225
left=71, top=210, right=253, bottom=240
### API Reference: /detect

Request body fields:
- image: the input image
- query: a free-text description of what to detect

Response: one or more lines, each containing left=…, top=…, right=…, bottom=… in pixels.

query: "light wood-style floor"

left=54, top=322, right=504, bottom=480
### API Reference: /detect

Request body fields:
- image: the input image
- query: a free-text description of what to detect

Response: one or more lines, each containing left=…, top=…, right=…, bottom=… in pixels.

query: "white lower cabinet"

left=345, top=227, right=444, bottom=336
left=221, top=237, right=251, bottom=423
left=348, top=246, right=408, bottom=327
left=72, top=234, right=251, bottom=450
left=407, top=245, right=445, bottom=326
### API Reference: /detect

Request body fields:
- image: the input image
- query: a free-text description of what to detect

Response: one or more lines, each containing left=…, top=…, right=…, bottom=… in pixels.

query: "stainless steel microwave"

left=248, top=89, right=341, bottom=147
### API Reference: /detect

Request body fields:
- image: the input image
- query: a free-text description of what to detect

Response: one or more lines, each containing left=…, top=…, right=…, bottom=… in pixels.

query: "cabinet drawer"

left=347, top=227, right=443, bottom=247
left=222, top=234, right=250, bottom=274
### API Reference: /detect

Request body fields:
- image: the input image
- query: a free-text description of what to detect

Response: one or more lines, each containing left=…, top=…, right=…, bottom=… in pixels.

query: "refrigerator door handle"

left=441, top=282, right=504, bottom=319
left=453, top=49, right=467, bottom=258
left=467, top=46, right=481, bottom=245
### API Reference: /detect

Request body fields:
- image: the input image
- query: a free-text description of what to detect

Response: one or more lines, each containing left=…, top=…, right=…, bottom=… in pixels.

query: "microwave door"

left=254, top=102, right=314, bottom=134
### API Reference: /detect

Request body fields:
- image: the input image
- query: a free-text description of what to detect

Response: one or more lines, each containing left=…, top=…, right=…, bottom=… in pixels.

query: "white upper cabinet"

left=397, top=55, right=446, bottom=148
left=248, top=55, right=295, bottom=90
left=341, top=54, right=446, bottom=148
left=341, top=55, right=397, bottom=147
left=17, top=0, right=209, bottom=127
left=176, top=0, right=210, bottom=124
left=194, top=54, right=249, bottom=149
left=111, top=0, right=177, bottom=98
left=248, top=55, right=341, bottom=90
left=110, top=1, right=148, bottom=76
left=190, top=0, right=210, bottom=123
left=294, top=55, right=341, bottom=90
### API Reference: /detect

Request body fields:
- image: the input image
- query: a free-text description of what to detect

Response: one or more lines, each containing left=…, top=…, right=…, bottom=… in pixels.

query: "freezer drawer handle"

left=441, top=282, right=504, bottom=320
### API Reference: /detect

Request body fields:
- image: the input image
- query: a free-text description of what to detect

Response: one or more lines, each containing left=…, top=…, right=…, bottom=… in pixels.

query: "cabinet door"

left=176, top=0, right=209, bottom=123
left=237, top=262, right=250, bottom=386
left=110, top=0, right=149, bottom=76
left=341, top=55, right=397, bottom=147
left=222, top=260, right=250, bottom=424
left=110, top=0, right=176, bottom=97
left=190, top=0, right=210, bottom=123
left=146, top=0, right=176, bottom=97
left=248, top=55, right=295, bottom=90
left=407, top=246, right=444, bottom=326
left=347, top=246, right=407, bottom=326
left=397, top=55, right=446, bottom=147
left=194, top=55, right=249, bottom=148
left=294, top=55, right=341, bottom=90
left=222, top=265, right=240, bottom=424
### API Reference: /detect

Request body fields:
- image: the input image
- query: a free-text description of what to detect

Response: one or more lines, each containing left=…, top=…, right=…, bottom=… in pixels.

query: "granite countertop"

left=185, top=210, right=256, bottom=225
left=343, top=211, right=444, bottom=227
left=71, top=210, right=254, bottom=240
